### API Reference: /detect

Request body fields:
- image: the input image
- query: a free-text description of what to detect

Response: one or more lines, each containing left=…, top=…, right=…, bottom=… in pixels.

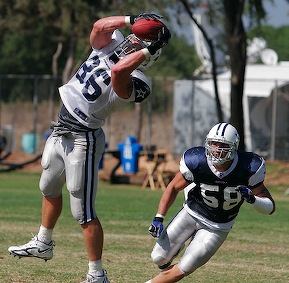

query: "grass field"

left=1, top=171, right=289, bottom=283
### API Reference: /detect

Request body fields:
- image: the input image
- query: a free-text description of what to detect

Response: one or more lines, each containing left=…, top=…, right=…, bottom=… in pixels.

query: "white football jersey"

left=59, top=30, right=151, bottom=129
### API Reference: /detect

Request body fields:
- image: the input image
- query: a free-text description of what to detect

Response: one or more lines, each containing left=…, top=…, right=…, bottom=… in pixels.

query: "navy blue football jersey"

left=181, top=146, right=265, bottom=223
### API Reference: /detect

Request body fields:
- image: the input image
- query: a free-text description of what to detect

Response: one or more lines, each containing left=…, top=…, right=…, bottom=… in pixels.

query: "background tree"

left=0, top=0, right=200, bottom=142
left=224, top=0, right=247, bottom=150
left=175, top=0, right=288, bottom=150
left=0, top=0, right=288, bottom=149
left=248, top=25, right=289, bottom=61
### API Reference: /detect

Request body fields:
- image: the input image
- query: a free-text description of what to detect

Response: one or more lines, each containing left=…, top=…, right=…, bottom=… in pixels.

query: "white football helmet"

left=205, top=123, right=240, bottom=165
left=113, top=34, right=161, bottom=70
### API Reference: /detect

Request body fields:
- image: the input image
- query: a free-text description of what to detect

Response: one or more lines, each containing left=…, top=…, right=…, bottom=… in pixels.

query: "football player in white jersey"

left=8, top=13, right=170, bottom=283
left=145, top=123, right=275, bottom=283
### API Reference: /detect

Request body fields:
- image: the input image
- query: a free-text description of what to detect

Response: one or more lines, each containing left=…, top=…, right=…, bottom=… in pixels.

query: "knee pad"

left=151, top=250, right=170, bottom=267
left=39, top=178, right=63, bottom=198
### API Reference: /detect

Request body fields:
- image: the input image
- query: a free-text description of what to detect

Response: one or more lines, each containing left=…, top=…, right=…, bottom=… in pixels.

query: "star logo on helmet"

left=136, top=89, right=147, bottom=99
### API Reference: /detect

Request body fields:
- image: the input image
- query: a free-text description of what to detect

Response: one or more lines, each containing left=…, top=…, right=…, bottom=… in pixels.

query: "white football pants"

left=151, top=207, right=229, bottom=275
left=39, top=128, right=105, bottom=224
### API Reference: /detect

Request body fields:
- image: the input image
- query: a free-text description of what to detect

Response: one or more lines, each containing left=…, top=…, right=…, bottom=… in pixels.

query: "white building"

left=173, top=62, right=289, bottom=159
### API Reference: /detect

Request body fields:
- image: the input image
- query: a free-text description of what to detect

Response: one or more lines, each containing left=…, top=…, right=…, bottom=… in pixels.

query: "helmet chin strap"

left=211, top=156, right=228, bottom=165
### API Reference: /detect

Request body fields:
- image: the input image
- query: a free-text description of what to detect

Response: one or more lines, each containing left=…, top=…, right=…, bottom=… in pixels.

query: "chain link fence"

left=1, top=74, right=289, bottom=162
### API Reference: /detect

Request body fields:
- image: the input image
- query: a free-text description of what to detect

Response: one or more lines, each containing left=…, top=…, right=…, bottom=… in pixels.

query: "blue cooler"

left=118, top=136, right=143, bottom=173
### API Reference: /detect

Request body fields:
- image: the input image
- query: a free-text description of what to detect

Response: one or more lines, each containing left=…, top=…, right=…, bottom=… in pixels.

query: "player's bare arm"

left=148, top=172, right=189, bottom=238
left=156, top=172, right=190, bottom=216
left=111, top=51, right=148, bottom=99
left=90, top=16, right=127, bottom=49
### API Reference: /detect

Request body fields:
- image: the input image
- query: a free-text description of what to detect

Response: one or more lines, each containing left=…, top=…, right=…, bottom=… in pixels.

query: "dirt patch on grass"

left=265, top=160, right=289, bottom=186
left=1, top=152, right=289, bottom=189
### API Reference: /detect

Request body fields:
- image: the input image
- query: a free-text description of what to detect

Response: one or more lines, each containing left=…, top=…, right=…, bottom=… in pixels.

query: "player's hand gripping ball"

left=132, top=18, right=166, bottom=41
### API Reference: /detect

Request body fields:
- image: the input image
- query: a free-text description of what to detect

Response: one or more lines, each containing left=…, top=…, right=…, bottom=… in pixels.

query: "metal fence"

left=0, top=75, right=175, bottom=158
left=1, top=74, right=289, bottom=161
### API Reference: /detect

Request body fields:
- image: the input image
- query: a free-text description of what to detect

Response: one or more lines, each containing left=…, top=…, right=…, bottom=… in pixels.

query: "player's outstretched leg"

left=8, top=235, right=54, bottom=261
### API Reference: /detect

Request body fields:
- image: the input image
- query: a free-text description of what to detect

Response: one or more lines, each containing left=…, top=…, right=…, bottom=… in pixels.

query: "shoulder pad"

left=238, top=151, right=264, bottom=174
left=131, top=77, right=150, bottom=103
left=184, top=146, right=206, bottom=170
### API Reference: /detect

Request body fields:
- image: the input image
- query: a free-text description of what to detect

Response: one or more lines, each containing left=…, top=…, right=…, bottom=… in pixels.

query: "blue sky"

left=263, top=0, right=289, bottom=27
left=174, top=1, right=288, bottom=46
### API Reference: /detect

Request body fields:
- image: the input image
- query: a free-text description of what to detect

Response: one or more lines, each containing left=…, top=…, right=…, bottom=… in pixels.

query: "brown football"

left=132, top=18, right=165, bottom=41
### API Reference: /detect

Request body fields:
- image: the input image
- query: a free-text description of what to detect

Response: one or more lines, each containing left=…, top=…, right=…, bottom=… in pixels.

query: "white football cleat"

left=8, top=235, right=54, bottom=261
left=80, top=270, right=110, bottom=283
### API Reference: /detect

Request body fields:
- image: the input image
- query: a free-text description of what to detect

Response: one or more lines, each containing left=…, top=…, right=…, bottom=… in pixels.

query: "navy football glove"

left=147, top=26, right=171, bottom=55
left=129, top=13, right=163, bottom=24
left=148, top=216, right=164, bottom=238
left=236, top=185, right=256, bottom=203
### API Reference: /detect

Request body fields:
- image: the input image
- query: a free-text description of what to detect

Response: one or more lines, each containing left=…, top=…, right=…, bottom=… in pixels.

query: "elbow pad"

left=251, top=196, right=274, bottom=215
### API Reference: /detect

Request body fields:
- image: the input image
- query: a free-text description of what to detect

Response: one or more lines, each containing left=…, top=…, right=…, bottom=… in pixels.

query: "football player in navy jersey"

left=8, top=14, right=170, bottom=283
left=146, top=122, right=275, bottom=283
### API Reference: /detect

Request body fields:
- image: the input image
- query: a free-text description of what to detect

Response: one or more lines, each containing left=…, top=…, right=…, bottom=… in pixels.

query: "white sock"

left=37, top=225, right=53, bottom=243
left=88, top=260, right=103, bottom=276
left=145, top=280, right=152, bottom=283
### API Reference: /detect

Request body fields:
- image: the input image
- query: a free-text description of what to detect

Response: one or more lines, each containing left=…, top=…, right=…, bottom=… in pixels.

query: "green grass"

left=1, top=172, right=289, bottom=282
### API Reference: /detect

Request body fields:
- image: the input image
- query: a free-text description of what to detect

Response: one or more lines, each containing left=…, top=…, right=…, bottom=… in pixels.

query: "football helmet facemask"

left=114, top=34, right=161, bottom=70
left=205, top=123, right=240, bottom=165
